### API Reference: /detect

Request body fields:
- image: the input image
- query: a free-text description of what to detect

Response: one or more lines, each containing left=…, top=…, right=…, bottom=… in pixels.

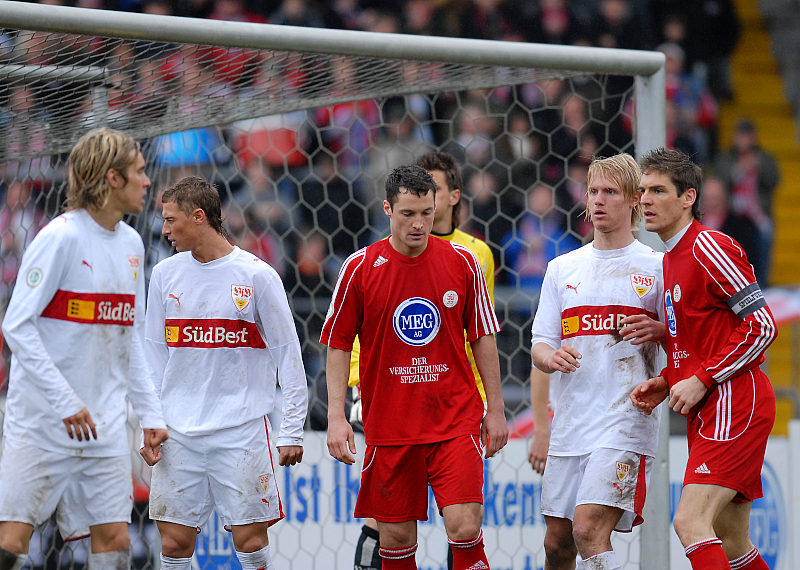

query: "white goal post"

left=0, top=1, right=667, bottom=568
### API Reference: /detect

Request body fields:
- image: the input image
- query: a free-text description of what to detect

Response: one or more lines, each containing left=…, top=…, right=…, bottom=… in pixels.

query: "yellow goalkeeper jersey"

left=347, top=229, right=496, bottom=400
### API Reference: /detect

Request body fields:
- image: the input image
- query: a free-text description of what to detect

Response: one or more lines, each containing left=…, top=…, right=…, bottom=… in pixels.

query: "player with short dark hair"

left=350, top=150, right=500, bottom=570
left=0, top=127, right=168, bottom=570
left=143, top=176, right=308, bottom=570
left=532, top=153, right=665, bottom=570
left=323, top=164, right=508, bottom=570
left=632, top=147, right=776, bottom=570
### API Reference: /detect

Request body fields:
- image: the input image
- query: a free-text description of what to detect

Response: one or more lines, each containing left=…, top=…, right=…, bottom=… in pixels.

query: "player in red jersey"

left=321, top=164, right=508, bottom=570
left=631, top=148, right=776, bottom=570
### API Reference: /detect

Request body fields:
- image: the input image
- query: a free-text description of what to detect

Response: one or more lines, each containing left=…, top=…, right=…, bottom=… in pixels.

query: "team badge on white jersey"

left=127, top=255, right=141, bottom=281
left=630, top=273, right=655, bottom=298
left=616, top=461, right=630, bottom=481
left=231, top=284, right=253, bottom=312
left=393, top=297, right=440, bottom=346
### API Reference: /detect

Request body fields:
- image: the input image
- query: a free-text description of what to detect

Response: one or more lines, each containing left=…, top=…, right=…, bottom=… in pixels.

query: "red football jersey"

left=662, top=220, right=776, bottom=392
left=320, top=236, right=499, bottom=445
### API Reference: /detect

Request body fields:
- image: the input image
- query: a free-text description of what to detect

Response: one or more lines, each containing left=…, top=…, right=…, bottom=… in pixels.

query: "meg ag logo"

left=393, top=297, right=440, bottom=346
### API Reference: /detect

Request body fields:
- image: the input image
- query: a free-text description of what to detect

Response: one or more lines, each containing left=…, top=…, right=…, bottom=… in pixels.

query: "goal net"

left=0, top=2, right=666, bottom=569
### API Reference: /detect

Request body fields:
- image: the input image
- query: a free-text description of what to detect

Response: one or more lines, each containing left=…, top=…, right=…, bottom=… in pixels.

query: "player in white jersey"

left=531, top=154, right=665, bottom=570
left=142, top=176, right=308, bottom=570
left=0, top=127, right=168, bottom=570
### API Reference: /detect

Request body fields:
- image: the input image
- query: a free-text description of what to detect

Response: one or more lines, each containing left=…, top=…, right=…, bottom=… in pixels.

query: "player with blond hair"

left=0, top=127, right=167, bottom=570
left=532, top=153, right=665, bottom=570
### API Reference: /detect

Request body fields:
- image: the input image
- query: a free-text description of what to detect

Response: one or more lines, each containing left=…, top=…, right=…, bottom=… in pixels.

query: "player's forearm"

left=470, top=334, right=504, bottom=413
left=531, top=342, right=557, bottom=373
left=326, top=347, right=352, bottom=420
left=2, top=314, right=84, bottom=417
left=274, top=345, right=309, bottom=445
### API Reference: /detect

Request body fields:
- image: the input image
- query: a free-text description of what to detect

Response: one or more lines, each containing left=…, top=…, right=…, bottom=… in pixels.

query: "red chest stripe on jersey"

left=164, top=318, right=266, bottom=348
left=561, top=305, right=658, bottom=339
left=41, top=290, right=135, bottom=326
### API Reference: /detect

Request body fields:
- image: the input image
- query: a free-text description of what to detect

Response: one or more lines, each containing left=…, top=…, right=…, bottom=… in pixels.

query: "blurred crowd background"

left=0, top=0, right=782, bottom=422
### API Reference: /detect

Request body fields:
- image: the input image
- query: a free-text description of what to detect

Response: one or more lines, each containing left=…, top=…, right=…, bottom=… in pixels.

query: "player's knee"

left=543, top=530, right=577, bottom=565
left=160, top=530, right=196, bottom=558
left=672, top=510, right=695, bottom=544
left=89, top=523, right=130, bottom=554
left=231, top=531, right=268, bottom=553
left=0, top=522, right=33, bottom=555
left=571, top=518, right=604, bottom=553
left=445, top=519, right=481, bottom=542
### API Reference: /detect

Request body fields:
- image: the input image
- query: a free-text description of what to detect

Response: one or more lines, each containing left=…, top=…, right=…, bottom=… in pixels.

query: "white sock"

left=576, top=550, right=622, bottom=570
left=0, top=546, right=26, bottom=570
left=236, top=544, right=274, bottom=570
left=88, top=548, right=131, bottom=570
left=160, top=553, right=192, bottom=569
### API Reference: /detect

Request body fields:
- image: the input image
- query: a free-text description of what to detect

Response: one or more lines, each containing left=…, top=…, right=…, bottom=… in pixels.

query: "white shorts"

left=149, top=416, right=283, bottom=530
left=0, top=439, right=132, bottom=540
left=541, top=448, right=653, bottom=532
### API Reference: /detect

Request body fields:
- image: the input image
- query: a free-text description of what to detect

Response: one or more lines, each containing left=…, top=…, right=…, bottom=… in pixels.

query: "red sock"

left=685, top=538, right=730, bottom=569
left=729, top=547, right=769, bottom=570
left=448, top=530, right=490, bottom=570
left=379, top=544, right=417, bottom=570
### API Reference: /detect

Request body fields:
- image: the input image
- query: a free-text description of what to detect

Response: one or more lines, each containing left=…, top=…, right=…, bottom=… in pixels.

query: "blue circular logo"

left=751, top=460, right=784, bottom=568
left=665, top=290, right=677, bottom=337
left=393, top=297, right=440, bottom=346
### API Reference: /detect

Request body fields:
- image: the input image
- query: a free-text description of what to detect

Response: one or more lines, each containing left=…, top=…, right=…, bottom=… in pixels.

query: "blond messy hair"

left=585, top=153, right=643, bottom=226
left=66, top=127, right=140, bottom=211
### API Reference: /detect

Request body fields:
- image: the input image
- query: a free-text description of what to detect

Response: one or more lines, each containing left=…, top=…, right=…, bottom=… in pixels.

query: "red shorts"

left=684, top=369, right=775, bottom=502
left=354, top=434, right=484, bottom=522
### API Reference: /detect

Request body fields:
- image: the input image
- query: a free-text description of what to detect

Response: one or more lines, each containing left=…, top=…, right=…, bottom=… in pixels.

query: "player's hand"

left=527, top=427, right=550, bottom=475
left=481, top=408, right=508, bottom=458
left=545, top=345, right=581, bottom=374
left=278, top=445, right=304, bottom=466
left=668, top=375, right=707, bottom=416
left=618, top=315, right=666, bottom=345
left=327, top=416, right=356, bottom=465
left=630, top=376, right=669, bottom=415
left=62, top=408, right=97, bottom=442
left=140, top=428, right=169, bottom=466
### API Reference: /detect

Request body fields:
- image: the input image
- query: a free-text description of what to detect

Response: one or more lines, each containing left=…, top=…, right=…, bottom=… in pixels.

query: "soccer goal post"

left=0, top=1, right=667, bottom=568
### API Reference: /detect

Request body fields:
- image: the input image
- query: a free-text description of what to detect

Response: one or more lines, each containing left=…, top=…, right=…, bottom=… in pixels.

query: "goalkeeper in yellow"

left=349, top=151, right=495, bottom=570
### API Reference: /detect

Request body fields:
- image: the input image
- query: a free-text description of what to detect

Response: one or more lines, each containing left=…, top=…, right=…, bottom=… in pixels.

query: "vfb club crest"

left=231, top=284, right=253, bottom=312
left=393, top=297, right=441, bottom=346
left=630, top=273, right=655, bottom=297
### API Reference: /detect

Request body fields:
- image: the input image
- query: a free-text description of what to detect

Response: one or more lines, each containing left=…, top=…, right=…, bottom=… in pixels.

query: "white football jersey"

left=1, top=209, right=165, bottom=456
left=531, top=241, right=664, bottom=457
left=145, top=247, right=307, bottom=445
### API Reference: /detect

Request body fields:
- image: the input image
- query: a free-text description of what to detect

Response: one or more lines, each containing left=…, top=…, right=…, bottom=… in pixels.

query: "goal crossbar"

left=0, top=1, right=663, bottom=76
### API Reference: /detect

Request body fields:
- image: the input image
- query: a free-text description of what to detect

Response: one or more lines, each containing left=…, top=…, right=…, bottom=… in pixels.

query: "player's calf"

left=378, top=544, right=417, bottom=570
left=87, top=548, right=130, bottom=569
left=160, top=554, right=192, bottom=569
left=576, top=550, right=622, bottom=569
left=448, top=530, right=489, bottom=570
left=236, top=544, right=275, bottom=570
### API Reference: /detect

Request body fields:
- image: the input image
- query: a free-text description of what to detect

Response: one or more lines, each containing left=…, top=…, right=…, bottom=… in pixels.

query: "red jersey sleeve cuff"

left=694, top=368, right=715, bottom=388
